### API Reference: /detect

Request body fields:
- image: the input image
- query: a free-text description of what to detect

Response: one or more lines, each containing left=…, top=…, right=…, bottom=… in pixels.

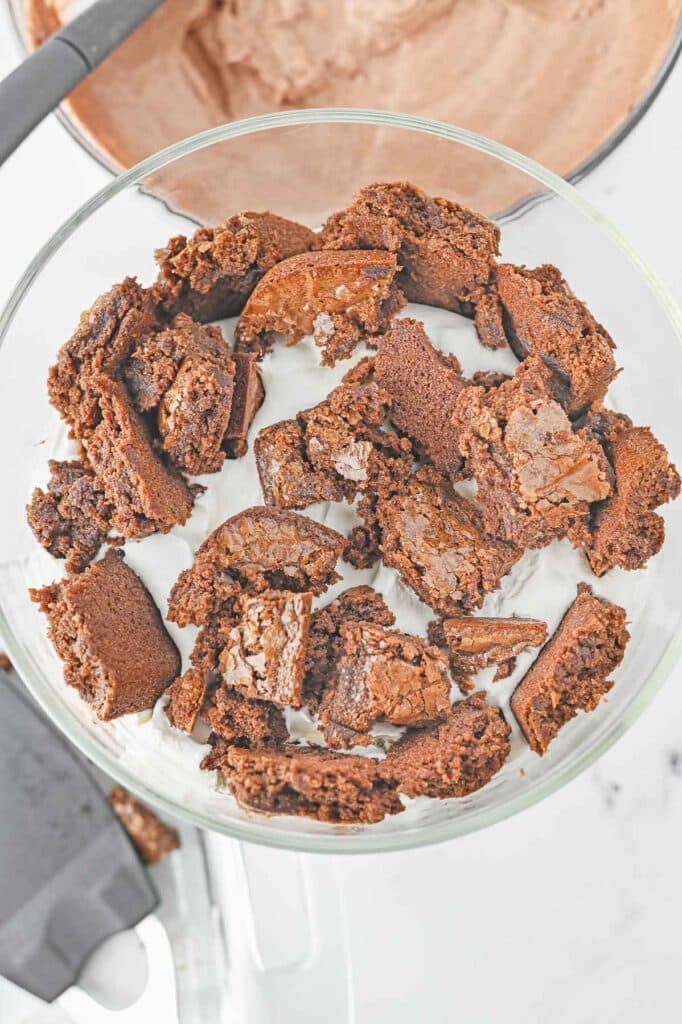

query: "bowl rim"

left=1, top=108, right=681, bottom=854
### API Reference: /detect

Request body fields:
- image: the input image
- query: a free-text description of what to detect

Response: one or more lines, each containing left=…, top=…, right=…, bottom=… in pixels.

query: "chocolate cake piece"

left=439, top=615, right=548, bottom=685
left=109, top=785, right=180, bottom=864
left=511, top=583, right=629, bottom=755
left=207, top=744, right=403, bottom=824
left=26, top=458, right=112, bottom=572
left=168, top=507, right=345, bottom=627
left=381, top=692, right=511, bottom=798
left=495, top=263, right=618, bottom=417
left=319, top=622, right=451, bottom=749
left=234, top=249, right=405, bottom=365
left=453, top=356, right=610, bottom=549
left=165, top=668, right=207, bottom=733
left=204, top=684, right=288, bottom=751
left=154, top=211, right=316, bottom=322
left=223, top=352, right=265, bottom=458
left=375, top=317, right=465, bottom=475
left=255, top=419, right=346, bottom=509
left=84, top=376, right=194, bottom=538
left=320, top=181, right=500, bottom=313
left=377, top=468, right=521, bottom=616
left=30, top=549, right=180, bottom=720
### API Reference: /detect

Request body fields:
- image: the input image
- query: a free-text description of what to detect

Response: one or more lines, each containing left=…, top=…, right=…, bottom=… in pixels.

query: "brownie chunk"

left=154, top=211, right=316, bottom=322
left=204, top=684, right=288, bottom=751
left=319, top=622, right=451, bottom=749
left=207, top=744, right=403, bottom=824
left=84, top=377, right=194, bottom=538
left=26, top=459, right=112, bottom=572
left=320, top=181, right=499, bottom=313
left=303, top=586, right=395, bottom=711
left=495, top=264, right=618, bottom=417
left=168, top=507, right=345, bottom=626
left=511, top=583, right=629, bottom=754
left=255, top=419, right=346, bottom=509
left=473, top=288, right=508, bottom=350
left=48, top=278, right=159, bottom=437
left=453, top=357, right=610, bottom=549
left=109, top=785, right=180, bottom=864
left=224, top=353, right=265, bottom=458
left=377, top=468, right=521, bottom=616
left=235, top=250, right=405, bottom=365
left=165, top=668, right=207, bottom=733
left=159, top=353, right=235, bottom=475
left=381, top=692, right=511, bottom=798
left=439, top=615, right=548, bottom=685
left=31, top=549, right=180, bottom=720
left=375, top=317, right=465, bottom=475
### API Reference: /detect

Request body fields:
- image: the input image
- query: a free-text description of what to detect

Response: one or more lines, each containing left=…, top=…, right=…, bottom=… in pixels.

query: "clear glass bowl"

left=1, top=111, right=680, bottom=853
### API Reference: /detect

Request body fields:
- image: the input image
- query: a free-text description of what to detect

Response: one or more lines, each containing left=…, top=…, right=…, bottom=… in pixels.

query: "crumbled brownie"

left=30, top=549, right=180, bottom=720
left=219, top=591, right=312, bottom=707
left=377, top=468, right=521, bottom=616
left=223, top=352, right=265, bottom=458
left=303, top=586, right=395, bottom=711
left=154, top=211, right=316, bottom=322
left=511, top=583, right=629, bottom=755
left=109, top=785, right=180, bottom=864
left=255, top=419, right=346, bottom=509
left=439, top=615, right=547, bottom=686
left=84, top=377, right=194, bottom=537
left=320, top=181, right=499, bottom=313
left=381, top=691, right=511, bottom=798
left=375, top=318, right=465, bottom=475
left=319, top=622, right=451, bottom=749
left=234, top=250, right=405, bottom=365
left=26, top=459, right=112, bottom=572
left=453, top=356, right=611, bottom=548
left=207, top=744, right=403, bottom=823
left=495, top=263, right=618, bottom=417
left=470, top=369, right=511, bottom=390
left=48, top=277, right=158, bottom=437
left=165, top=668, right=207, bottom=733
left=204, top=684, right=288, bottom=751
left=473, top=287, right=508, bottom=350
left=344, top=497, right=383, bottom=569
left=168, top=507, right=345, bottom=626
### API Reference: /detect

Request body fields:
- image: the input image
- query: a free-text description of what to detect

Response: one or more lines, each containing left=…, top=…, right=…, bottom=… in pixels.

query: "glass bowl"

left=1, top=111, right=680, bottom=854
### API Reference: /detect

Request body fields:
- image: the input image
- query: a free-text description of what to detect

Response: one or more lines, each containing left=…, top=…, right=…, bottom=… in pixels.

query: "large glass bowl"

left=1, top=111, right=680, bottom=854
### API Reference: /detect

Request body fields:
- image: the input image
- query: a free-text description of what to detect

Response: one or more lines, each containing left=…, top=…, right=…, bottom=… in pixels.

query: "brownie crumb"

left=204, top=684, right=288, bottom=751
left=165, top=668, right=207, bottom=733
left=109, top=785, right=180, bottom=864
left=439, top=615, right=548, bottom=687
left=224, top=353, right=265, bottom=458
left=0, top=653, right=11, bottom=672
left=473, top=288, right=508, bottom=350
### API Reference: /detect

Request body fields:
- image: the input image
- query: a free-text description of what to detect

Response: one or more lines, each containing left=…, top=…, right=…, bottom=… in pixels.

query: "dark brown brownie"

left=223, top=352, right=265, bottom=458
left=234, top=250, right=405, bottom=365
left=381, top=691, right=511, bottom=798
left=511, top=583, right=629, bottom=755
left=319, top=622, right=451, bottom=749
left=204, top=684, right=288, bottom=751
left=495, top=263, right=618, bottom=417
left=439, top=615, right=548, bottom=686
left=375, top=317, right=465, bottom=475
left=154, top=211, right=316, bottom=322
left=255, top=419, right=347, bottom=509
left=84, top=376, right=194, bottom=537
left=165, top=668, right=207, bottom=733
left=219, top=591, right=312, bottom=707
left=377, top=468, right=521, bottom=616
left=303, top=586, right=395, bottom=712
left=26, top=459, right=112, bottom=572
left=206, top=744, right=403, bottom=824
left=168, top=507, right=345, bottom=627
left=319, top=181, right=500, bottom=314
left=453, top=356, right=610, bottom=549
left=109, top=785, right=180, bottom=864
left=31, top=549, right=180, bottom=720
left=473, top=288, right=508, bottom=350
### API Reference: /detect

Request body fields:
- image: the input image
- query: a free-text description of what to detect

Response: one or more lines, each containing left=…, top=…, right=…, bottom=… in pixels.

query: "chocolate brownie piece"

left=224, top=353, right=265, bottom=458
left=453, top=357, right=610, bottom=549
left=234, top=250, right=405, bottom=365
left=381, top=692, right=511, bottom=798
left=84, top=377, right=194, bottom=537
left=319, top=622, right=451, bottom=749
left=377, top=468, right=521, bottom=616
left=26, top=459, right=112, bottom=572
left=375, top=317, right=465, bottom=475
left=109, top=786, right=180, bottom=864
left=439, top=615, right=548, bottom=685
left=204, top=684, right=288, bottom=751
left=207, top=744, right=403, bottom=824
left=30, top=549, right=180, bottom=720
left=219, top=591, right=312, bottom=707
left=495, top=263, right=618, bottom=417
left=511, top=583, right=629, bottom=754
left=165, top=668, right=207, bottom=733
left=168, top=507, right=345, bottom=627
left=473, top=288, right=508, bottom=350
left=154, top=211, right=316, bottom=322
left=303, top=586, right=395, bottom=711
left=320, top=181, right=500, bottom=313
left=48, top=277, right=158, bottom=437
left=255, top=419, right=346, bottom=509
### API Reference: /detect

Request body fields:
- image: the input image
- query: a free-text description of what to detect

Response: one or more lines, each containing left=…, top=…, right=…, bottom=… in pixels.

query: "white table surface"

left=1, top=19, right=681, bottom=1024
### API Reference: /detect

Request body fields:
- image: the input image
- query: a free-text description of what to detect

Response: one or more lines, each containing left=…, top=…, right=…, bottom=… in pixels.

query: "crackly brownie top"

left=109, top=785, right=180, bottom=864
left=439, top=616, right=548, bottom=684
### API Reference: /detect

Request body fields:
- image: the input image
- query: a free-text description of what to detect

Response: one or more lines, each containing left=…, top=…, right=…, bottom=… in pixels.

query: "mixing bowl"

left=0, top=111, right=680, bottom=853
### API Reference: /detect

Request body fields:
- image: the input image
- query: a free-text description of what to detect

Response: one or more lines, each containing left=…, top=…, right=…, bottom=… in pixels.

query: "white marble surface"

left=1, top=18, right=681, bottom=1024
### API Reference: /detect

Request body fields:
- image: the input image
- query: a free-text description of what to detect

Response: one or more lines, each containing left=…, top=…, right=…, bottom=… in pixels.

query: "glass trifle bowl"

left=0, top=110, right=680, bottom=854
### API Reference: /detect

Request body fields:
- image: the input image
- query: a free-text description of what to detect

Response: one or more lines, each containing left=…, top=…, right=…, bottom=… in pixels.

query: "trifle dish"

left=23, top=178, right=680, bottom=828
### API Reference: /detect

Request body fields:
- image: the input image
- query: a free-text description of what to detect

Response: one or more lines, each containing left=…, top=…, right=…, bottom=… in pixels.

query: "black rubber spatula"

left=0, top=673, right=178, bottom=1020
